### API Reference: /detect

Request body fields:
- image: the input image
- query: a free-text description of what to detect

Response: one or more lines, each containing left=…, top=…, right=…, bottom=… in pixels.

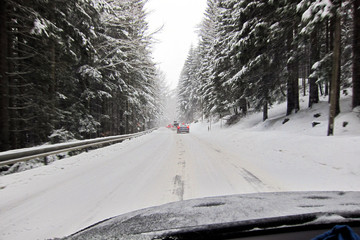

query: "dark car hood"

left=63, top=191, right=360, bottom=240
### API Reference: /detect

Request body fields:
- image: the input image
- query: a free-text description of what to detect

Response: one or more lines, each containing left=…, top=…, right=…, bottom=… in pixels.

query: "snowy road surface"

left=1, top=125, right=360, bottom=240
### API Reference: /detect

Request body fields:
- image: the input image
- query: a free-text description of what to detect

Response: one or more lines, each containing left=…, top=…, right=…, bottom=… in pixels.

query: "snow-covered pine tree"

left=0, top=0, right=9, bottom=150
left=298, top=0, right=336, bottom=109
left=277, top=0, right=301, bottom=115
left=197, top=0, right=219, bottom=119
left=178, top=0, right=357, bottom=129
left=206, top=0, right=233, bottom=119
left=0, top=0, right=161, bottom=150
left=1, top=0, right=77, bottom=147
left=227, top=0, right=280, bottom=121
left=178, top=47, right=201, bottom=123
left=57, top=0, right=101, bottom=139
left=96, top=0, right=158, bottom=134
left=353, top=0, right=360, bottom=108
left=328, top=0, right=342, bottom=136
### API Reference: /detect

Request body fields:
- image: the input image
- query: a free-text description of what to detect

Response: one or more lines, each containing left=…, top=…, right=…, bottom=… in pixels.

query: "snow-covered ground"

left=0, top=94, right=359, bottom=240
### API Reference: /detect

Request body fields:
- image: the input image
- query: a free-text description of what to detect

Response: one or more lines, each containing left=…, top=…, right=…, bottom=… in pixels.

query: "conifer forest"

left=1, top=0, right=359, bottom=151
left=0, top=0, right=163, bottom=151
left=177, top=0, right=360, bottom=136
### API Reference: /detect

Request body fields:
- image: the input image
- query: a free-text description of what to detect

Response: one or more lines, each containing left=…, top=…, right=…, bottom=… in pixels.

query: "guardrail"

left=0, top=129, right=156, bottom=167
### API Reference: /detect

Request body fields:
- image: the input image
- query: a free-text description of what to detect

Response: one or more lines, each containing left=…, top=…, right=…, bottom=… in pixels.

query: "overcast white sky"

left=145, top=0, right=208, bottom=90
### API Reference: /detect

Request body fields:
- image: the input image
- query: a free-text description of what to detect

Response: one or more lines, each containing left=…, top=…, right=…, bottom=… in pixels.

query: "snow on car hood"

left=63, top=191, right=360, bottom=240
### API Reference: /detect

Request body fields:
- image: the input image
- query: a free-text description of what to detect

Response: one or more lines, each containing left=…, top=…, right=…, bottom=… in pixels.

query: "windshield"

left=0, top=0, right=359, bottom=239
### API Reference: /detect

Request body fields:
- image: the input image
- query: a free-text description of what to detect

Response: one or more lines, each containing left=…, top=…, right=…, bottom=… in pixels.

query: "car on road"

left=177, top=123, right=190, bottom=134
left=173, top=121, right=179, bottom=127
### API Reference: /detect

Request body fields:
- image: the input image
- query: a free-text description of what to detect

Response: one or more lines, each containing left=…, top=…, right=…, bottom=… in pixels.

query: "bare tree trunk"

left=48, top=1, right=57, bottom=134
left=328, top=0, right=342, bottom=136
left=328, top=19, right=333, bottom=103
left=308, top=79, right=319, bottom=107
left=125, top=100, right=129, bottom=134
left=294, top=63, right=300, bottom=111
left=287, top=28, right=295, bottom=115
left=302, top=78, right=306, bottom=96
left=309, top=30, right=319, bottom=108
left=325, top=20, right=330, bottom=96
left=263, top=101, right=268, bottom=121
left=353, top=0, right=360, bottom=108
left=286, top=26, right=300, bottom=116
left=0, top=0, right=10, bottom=151
left=302, top=45, right=309, bottom=97
left=328, top=10, right=341, bottom=116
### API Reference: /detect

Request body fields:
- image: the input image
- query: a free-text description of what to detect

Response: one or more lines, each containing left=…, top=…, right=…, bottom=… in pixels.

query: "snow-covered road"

left=1, top=125, right=359, bottom=240
left=0, top=128, right=278, bottom=240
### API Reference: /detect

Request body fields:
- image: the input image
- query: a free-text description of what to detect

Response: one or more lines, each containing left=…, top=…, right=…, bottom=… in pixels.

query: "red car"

left=177, top=123, right=189, bottom=134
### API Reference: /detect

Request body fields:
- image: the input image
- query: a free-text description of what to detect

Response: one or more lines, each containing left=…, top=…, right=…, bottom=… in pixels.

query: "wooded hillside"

left=0, top=0, right=162, bottom=151
left=178, top=0, right=360, bottom=134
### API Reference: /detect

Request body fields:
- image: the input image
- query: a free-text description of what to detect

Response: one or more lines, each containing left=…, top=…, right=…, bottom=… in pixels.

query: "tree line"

left=0, top=0, right=162, bottom=151
left=177, top=0, right=360, bottom=135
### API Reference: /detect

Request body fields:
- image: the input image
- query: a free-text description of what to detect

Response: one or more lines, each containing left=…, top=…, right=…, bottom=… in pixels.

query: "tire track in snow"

left=171, top=136, right=186, bottom=201
left=186, top=134, right=281, bottom=193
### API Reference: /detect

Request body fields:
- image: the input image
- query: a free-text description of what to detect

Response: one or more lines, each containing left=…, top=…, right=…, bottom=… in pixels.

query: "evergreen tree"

left=352, top=0, right=360, bottom=108
left=0, top=0, right=161, bottom=150
left=0, top=0, right=9, bottom=150
left=178, top=47, right=201, bottom=122
left=328, top=0, right=342, bottom=136
left=197, top=0, right=219, bottom=119
left=177, top=0, right=357, bottom=130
